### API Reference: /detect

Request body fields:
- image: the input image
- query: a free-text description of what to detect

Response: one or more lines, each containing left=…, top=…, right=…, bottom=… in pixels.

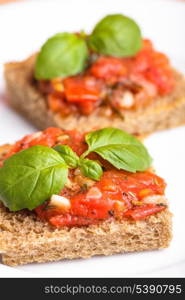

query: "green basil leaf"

left=0, top=146, right=68, bottom=211
left=54, top=145, right=79, bottom=168
left=82, top=128, right=152, bottom=172
left=35, top=32, right=89, bottom=79
left=88, top=14, right=142, bottom=57
left=79, top=158, right=103, bottom=181
left=92, top=144, right=150, bottom=172
left=83, top=128, right=142, bottom=154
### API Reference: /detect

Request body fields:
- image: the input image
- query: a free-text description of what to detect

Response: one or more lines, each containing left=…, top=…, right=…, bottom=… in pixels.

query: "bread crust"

left=0, top=146, right=172, bottom=266
left=4, top=55, right=185, bottom=135
left=0, top=202, right=172, bottom=266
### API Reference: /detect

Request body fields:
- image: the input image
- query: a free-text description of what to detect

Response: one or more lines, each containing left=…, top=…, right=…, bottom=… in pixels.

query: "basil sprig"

left=54, top=145, right=103, bottom=181
left=81, top=128, right=152, bottom=172
left=34, top=14, right=142, bottom=80
left=0, top=146, right=68, bottom=211
left=35, top=33, right=89, bottom=80
left=0, top=128, right=152, bottom=212
left=54, top=145, right=79, bottom=168
left=55, top=128, right=152, bottom=175
left=79, top=159, right=103, bottom=181
left=88, top=14, right=142, bottom=57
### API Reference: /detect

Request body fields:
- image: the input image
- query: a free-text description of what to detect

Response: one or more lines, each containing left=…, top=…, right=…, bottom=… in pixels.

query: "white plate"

left=0, top=0, right=185, bottom=278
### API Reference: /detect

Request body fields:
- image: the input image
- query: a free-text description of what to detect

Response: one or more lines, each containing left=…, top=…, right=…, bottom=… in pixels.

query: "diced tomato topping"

left=49, top=214, right=99, bottom=227
left=89, top=56, right=127, bottom=84
left=4, top=128, right=86, bottom=160
left=35, top=169, right=166, bottom=227
left=49, top=204, right=166, bottom=226
left=90, top=39, right=174, bottom=95
left=63, top=76, right=101, bottom=102
left=58, top=130, right=87, bottom=156
left=2, top=127, right=167, bottom=228
left=131, top=40, right=174, bottom=95
left=4, top=127, right=63, bottom=159
left=123, top=204, right=166, bottom=220
left=48, top=92, right=77, bottom=116
left=61, top=76, right=103, bottom=114
left=78, top=100, right=99, bottom=115
left=42, top=39, right=174, bottom=116
left=48, top=93, right=66, bottom=113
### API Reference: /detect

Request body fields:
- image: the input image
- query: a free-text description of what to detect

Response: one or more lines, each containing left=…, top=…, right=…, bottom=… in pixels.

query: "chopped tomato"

left=95, top=170, right=166, bottom=199
left=63, top=76, right=101, bottom=102
left=48, top=93, right=63, bottom=113
left=131, top=39, right=175, bottom=95
left=126, top=171, right=166, bottom=197
left=78, top=100, right=99, bottom=115
left=89, top=56, right=127, bottom=84
left=61, top=76, right=103, bottom=114
left=3, top=126, right=167, bottom=228
left=28, top=127, right=63, bottom=147
left=123, top=204, right=166, bottom=220
left=59, top=130, right=87, bottom=156
left=49, top=214, right=99, bottom=227
left=48, top=92, right=77, bottom=116
left=70, top=192, right=114, bottom=219
left=145, top=65, right=174, bottom=95
left=42, top=39, right=174, bottom=116
left=90, top=39, right=174, bottom=96
left=35, top=169, right=166, bottom=227
left=48, top=87, right=99, bottom=116
left=4, top=128, right=86, bottom=160
left=4, top=127, right=63, bottom=159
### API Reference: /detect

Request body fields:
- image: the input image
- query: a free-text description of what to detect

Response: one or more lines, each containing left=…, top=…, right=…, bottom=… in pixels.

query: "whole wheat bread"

left=0, top=145, right=172, bottom=266
left=4, top=55, right=185, bottom=135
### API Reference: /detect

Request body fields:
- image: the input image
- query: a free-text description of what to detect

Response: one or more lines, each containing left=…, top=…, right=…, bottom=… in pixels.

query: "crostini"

left=0, top=127, right=172, bottom=266
left=4, top=14, right=185, bottom=135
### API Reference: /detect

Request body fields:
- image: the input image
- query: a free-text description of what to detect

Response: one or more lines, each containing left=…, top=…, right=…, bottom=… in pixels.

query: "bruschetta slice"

left=4, top=14, right=185, bottom=135
left=0, top=127, right=172, bottom=266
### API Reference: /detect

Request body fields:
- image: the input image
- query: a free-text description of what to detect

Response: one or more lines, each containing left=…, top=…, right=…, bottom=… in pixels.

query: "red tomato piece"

left=123, top=204, right=166, bottom=220
left=4, top=127, right=63, bottom=159
left=48, top=93, right=77, bottom=116
left=78, top=100, right=98, bottom=115
left=29, top=127, right=63, bottom=147
left=131, top=40, right=174, bottom=95
left=70, top=193, right=114, bottom=219
left=89, top=56, right=127, bottom=83
left=145, top=65, right=174, bottom=95
left=38, top=39, right=175, bottom=117
left=49, top=214, right=98, bottom=227
left=35, top=170, right=166, bottom=227
left=63, top=76, right=101, bottom=102
left=4, top=127, right=167, bottom=228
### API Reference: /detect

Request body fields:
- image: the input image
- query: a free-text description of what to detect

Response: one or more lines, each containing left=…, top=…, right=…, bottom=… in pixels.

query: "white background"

left=0, top=0, right=185, bottom=277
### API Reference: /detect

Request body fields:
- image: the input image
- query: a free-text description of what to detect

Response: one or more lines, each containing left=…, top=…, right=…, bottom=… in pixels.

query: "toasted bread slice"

left=0, top=145, right=172, bottom=266
left=0, top=202, right=172, bottom=266
left=4, top=55, right=185, bottom=135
